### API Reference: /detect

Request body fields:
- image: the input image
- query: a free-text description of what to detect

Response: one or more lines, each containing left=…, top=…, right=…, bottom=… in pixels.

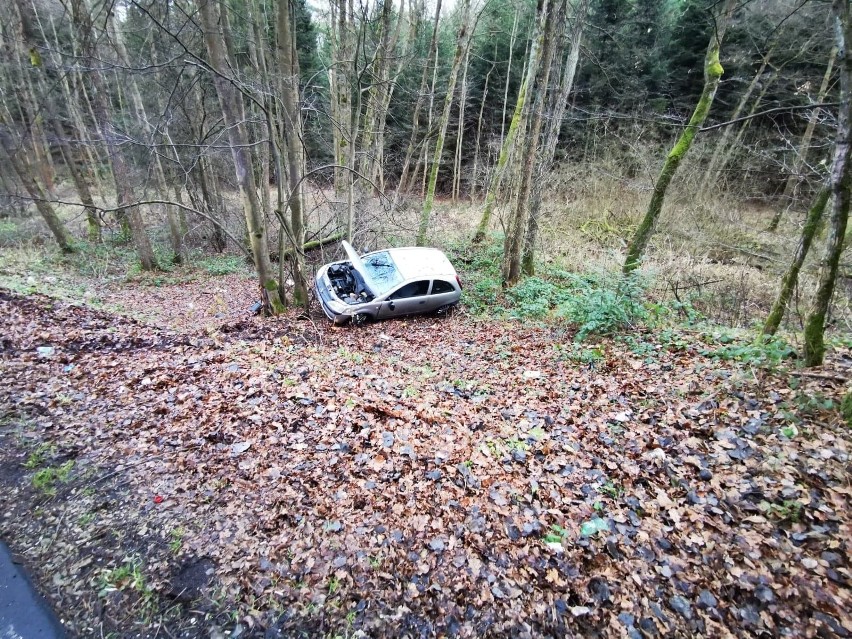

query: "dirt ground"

left=0, top=274, right=850, bottom=638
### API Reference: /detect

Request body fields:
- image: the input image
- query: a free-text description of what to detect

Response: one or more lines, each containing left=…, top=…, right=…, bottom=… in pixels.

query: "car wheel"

left=352, top=312, right=370, bottom=326
left=435, top=303, right=456, bottom=317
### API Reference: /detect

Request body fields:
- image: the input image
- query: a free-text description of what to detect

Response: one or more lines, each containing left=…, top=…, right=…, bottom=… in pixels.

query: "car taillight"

left=456, top=274, right=463, bottom=290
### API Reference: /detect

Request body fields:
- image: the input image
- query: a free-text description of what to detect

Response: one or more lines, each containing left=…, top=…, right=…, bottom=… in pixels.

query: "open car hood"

left=342, top=240, right=378, bottom=295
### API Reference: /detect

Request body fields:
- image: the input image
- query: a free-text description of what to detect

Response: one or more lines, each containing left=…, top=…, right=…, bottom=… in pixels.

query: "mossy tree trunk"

left=502, top=0, right=563, bottom=286
left=199, top=0, right=285, bottom=314
left=761, top=188, right=830, bottom=337
left=0, top=140, right=76, bottom=253
left=803, top=0, right=852, bottom=367
left=622, top=0, right=735, bottom=275
left=416, top=0, right=473, bottom=247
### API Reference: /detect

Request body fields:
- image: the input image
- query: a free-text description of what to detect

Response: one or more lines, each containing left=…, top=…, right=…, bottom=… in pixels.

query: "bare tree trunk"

left=762, top=187, right=830, bottom=336
left=373, top=0, right=412, bottom=191
left=769, top=47, right=838, bottom=231
left=472, top=5, right=544, bottom=246
left=333, top=0, right=352, bottom=197
left=452, top=43, right=471, bottom=202
left=108, top=14, right=184, bottom=264
left=502, top=0, right=564, bottom=286
left=14, top=0, right=99, bottom=243
left=396, top=0, right=442, bottom=198
left=803, top=0, right=852, bottom=367
left=702, top=45, right=775, bottom=189
left=359, top=0, right=403, bottom=188
left=199, top=0, right=285, bottom=314
left=89, top=69, right=158, bottom=270
left=277, top=0, right=309, bottom=307
left=501, top=6, right=520, bottom=147
left=471, top=52, right=496, bottom=199
left=344, top=18, right=363, bottom=244
left=521, top=0, right=588, bottom=275
left=53, top=122, right=100, bottom=242
left=622, top=0, right=736, bottom=275
left=416, top=0, right=474, bottom=246
left=67, top=0, right=156, bottom=268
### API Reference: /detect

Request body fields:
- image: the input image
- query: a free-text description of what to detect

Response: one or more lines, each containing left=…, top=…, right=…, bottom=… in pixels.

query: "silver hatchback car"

left=315, top=241, right=462, bottom=325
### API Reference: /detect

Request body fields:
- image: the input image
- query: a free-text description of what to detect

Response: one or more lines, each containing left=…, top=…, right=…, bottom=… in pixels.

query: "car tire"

left=435, top=303, right=456, bottom=317
left=352, top=313, right=370, bottom=327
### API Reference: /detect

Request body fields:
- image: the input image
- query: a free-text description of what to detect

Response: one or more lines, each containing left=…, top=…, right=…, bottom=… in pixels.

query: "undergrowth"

left=450, top=237, right=651, bottom=341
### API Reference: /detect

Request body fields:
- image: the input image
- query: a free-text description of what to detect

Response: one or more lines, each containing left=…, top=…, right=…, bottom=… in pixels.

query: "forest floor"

left=0, top=264, right=851, bottom=638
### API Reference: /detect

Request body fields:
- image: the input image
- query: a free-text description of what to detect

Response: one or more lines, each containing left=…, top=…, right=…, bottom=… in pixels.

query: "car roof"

left=379, top=247, right=457, bottom=281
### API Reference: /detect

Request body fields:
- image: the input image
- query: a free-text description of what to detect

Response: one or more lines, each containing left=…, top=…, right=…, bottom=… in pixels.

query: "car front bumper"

left=315, top=273, right=350, bottom=323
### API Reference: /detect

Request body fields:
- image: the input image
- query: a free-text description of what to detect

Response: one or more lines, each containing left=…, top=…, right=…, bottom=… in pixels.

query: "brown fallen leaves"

left=0, top=287, right=850, bottom=638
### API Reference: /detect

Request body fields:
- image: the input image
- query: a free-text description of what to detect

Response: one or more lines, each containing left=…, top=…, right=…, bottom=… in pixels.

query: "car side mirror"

left=388, top=302, right=396, bottom=311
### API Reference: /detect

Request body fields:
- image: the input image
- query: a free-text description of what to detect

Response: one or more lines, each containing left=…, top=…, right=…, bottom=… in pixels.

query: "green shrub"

left=554, top=272, right=649, bottom=341
left=196, top=254, right=245, bottom=276
left=506, top=277, right=567, bottom=318
left=704, top=332, right=795, bottom=369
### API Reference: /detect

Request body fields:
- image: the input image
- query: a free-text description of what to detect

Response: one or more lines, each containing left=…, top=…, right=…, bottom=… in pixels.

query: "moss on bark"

left=761, top=188, right=830, bottom=337
left=622, top=33, right=729, bottom=275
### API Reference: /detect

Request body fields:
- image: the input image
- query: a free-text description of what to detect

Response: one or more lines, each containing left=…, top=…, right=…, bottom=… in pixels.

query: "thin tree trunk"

left=199, top=0, right=285, bottom=313
left=769, top=47, right=838, bottom=231
left=396, top=0, right=442, bottom=198
left=472, top=5, right=544, bottom=246
left=761, top=188, right=830, bottom=336
left=522, top=0, right=588, bottom=274
left=471, top=54, right=496, bottom=199
left=501, top=6, right=520, bottom=147
left=502, top=0, right=564, bottom=286
left=359, top=0, right=400, bottom=185
left=344, top=16, right=363, bottom=243
left=88, top=68, right=158, bottom=270
left=53, top=122, right=101, bottom=242
left=277, top=0, right=309, bottom=307
left=702, top=45, right=775, bottom=189
left=416, top=0, right=474, bottom=246
left=803, top=0, right=852, bottom=367
left=108, top=14, right=184, bottom=264
left=15, top=0, right=99, bottom=243
left=622, top=0, right=736, bottom=275
left=453, top=43, right=471, bottom=202
left=373, top=0, right=411, bottom=191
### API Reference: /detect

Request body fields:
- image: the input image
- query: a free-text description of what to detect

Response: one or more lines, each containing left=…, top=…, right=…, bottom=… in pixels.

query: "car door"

left=378, top=280, right=431, bottom=318
left=427, top=278, right=458, bottom=312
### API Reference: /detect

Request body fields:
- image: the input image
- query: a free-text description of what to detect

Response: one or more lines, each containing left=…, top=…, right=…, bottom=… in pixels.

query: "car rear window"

left=431, top=280, right=455, bottom=294
left=390, top=280, right=430, bottom=299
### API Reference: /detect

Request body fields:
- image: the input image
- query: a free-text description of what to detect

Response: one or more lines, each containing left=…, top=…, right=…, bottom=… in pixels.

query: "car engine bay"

left=327, top=263, right=374, bottom=304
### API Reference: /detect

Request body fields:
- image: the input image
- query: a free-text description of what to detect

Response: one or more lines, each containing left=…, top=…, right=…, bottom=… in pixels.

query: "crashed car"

left=315, top=241, right=462, bottom=325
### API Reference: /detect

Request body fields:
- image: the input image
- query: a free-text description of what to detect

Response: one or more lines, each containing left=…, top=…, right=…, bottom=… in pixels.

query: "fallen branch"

left=278, top=232, right=346, bottom=261
left=789, top=370, right=849, bottom=383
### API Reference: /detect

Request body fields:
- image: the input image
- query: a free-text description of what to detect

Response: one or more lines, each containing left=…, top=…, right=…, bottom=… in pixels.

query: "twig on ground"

left=789, top=370, right=849, bottom=383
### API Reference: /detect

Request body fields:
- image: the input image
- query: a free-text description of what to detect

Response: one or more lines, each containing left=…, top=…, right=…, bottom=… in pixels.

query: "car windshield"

left=361, top=251, right=402, bottom=296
